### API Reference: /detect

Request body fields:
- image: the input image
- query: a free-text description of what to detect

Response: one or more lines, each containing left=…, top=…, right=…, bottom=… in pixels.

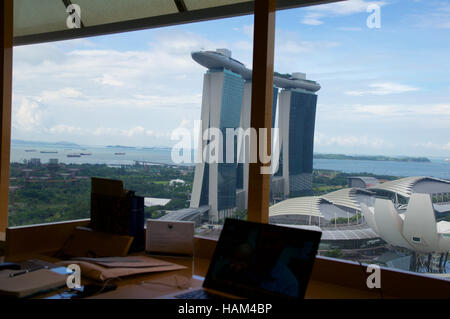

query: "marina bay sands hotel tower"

left=190, top=49, right=320, bottom=222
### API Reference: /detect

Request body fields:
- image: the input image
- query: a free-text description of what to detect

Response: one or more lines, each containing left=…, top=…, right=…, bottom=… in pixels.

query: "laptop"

left=165, top=218, right=322, bottom=299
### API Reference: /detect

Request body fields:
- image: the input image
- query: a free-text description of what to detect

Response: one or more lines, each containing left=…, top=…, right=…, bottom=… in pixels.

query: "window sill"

left=5, top=219, right=450, bottom=298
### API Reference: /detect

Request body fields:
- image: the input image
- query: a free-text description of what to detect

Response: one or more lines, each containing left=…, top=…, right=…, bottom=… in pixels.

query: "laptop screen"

left=203, top=219, right=322, bottom=299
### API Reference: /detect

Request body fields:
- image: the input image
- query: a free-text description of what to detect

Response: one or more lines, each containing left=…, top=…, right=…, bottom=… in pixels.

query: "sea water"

left=10, top=142, right=450, bottom=179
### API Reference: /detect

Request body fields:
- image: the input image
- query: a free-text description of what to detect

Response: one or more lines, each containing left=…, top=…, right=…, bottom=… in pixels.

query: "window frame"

left=2, top=0, right=449, bottom=297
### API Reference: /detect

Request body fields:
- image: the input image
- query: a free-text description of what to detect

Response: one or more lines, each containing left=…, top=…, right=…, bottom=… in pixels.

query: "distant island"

left=314, top=153, right=430, bottom=163
left=142, top=147, right=173, bottom=151
left=106, top=145, right=137, bottom=149
left=12, top=139, right=79, bottom=147
left=10, top=139, right=433, bottom=164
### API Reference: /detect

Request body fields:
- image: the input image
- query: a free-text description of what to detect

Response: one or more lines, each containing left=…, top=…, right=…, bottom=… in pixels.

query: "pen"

left=9, top=266, right=48, bottom=278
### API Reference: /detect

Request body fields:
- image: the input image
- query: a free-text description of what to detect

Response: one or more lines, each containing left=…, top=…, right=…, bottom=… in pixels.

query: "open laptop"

left=166, top=218, right=322, bottom=299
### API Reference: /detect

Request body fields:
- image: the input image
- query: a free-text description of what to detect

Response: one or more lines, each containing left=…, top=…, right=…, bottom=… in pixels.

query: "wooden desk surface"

left=3, top=253, right=380, bottom=299
left=89, top=255, right=380, bottom=299
left=2, top=248, right=386, bottom=299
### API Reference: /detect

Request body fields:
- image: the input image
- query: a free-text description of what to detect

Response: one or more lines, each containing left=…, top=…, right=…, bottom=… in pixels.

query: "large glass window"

left=9, top=1, right=450, bottom=278
left=9, top=14, right=254, bottom=236
left=270, top=0, right=450, bottom=276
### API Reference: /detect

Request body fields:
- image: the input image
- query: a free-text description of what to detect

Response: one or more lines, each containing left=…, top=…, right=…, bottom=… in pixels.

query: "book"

left=129, top=195, right=145, bottom=252
left=90, top=178, right=145, bottom=247
left=0, top=269, right=66, bottom=298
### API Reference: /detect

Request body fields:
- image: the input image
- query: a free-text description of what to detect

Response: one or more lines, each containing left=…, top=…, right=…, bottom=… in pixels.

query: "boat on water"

left=67, top=153, right=81, bottom=158
left=80, top=153, right=92, bottom=156
left=40, top=151, right=58, bottom=154
left=114, top=152, right=126, bottom=155
left=25, top=149, right=36, bottom=152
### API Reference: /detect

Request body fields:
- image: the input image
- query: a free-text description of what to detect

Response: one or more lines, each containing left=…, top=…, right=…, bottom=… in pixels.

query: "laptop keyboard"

left=175, top=289, right=223, bottom=299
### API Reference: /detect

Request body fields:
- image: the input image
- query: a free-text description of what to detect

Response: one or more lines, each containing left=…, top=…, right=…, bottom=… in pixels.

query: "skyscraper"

left=278, top=82, right=318, bottom=197
left=190, top=49, right=320, bottom=221
left=190, top=63, right=245, bottom=222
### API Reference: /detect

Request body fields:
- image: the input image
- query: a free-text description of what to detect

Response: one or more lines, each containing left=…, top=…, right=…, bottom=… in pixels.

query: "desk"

left=4, top=222, right=450, bottom=299
left=88, top=255, right=381, bottom=299
left=5, top=253, right=381, bottom=299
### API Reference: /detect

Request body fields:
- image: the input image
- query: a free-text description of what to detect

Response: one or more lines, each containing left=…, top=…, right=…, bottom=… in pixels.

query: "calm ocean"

left=10, top=143, right=450, bottom=179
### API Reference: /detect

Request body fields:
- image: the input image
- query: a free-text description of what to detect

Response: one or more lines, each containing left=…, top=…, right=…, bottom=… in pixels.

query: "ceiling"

left=13, top=0, right=341, bottom=46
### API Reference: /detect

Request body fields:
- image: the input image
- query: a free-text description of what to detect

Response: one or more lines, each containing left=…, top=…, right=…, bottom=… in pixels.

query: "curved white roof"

left=270, top=187, right=374, bottom=218
left=369, top=176, right=450, bottom=198
left=322, top=188, right=372, bottom=212
left=269, top=196, right=326, bottom=217
left=276, top=224, right=379, bottom=241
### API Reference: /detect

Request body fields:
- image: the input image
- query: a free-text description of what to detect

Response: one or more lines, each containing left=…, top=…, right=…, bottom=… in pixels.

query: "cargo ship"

left=67, top=153, right=81, bottom=158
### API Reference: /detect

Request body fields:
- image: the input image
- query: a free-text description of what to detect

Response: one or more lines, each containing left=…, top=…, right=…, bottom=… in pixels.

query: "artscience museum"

left=270, top=176, right=450, bottom=274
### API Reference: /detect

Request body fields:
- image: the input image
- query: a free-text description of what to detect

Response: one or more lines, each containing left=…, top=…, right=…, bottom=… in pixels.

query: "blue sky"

left=11, top=0, right=450, bottom=157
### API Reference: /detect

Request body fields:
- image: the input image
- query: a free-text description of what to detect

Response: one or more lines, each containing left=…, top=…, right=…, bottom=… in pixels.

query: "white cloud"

left=412, top=4, right=450, bottom=29
left=242, top=24, right=253, bottom=38
left=337, top=26, right=363, bottom=31
left=95, top=74, right=124, bottom=87
left=302, top=18, right=323, bottom=26
left=301, top=0, right=386, bottom=25
left=234, top=40, right=253, bottom=52
left=125, top=126, right=146, bottom=137
left=417, top=104, right=450, bottom=117
left=92, top=126, right=156, bottom=138
left=48, top=124, right=83, bottom=134
left=271, top=29, right=341, bottom=74
left=177, top=119, right=191, bottom=129
left=13, top=98, right=42, bottom=131
left=37, top=87, right=82, bottom=102
left=413, top=141, right=450, bottom=151
left=11, top=29, right=223, bottom=146
left=315, top=132, right=387, bottom=148
left=301, top=15, right=324, bottom=26
left=345, top=82, right=419, bottom=96
left=133, top=94, right=202, bottom=108
left=346, top=103, right=450, bottom=118
left=350, top=104, right=404, bottom=116
left=92, top=127, right=116, bottom=136
left=10, top=21, right=449, bottom=154
left=277, top=39, right=340, bottom=54
left=308, top=0, right=385, bottom=15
